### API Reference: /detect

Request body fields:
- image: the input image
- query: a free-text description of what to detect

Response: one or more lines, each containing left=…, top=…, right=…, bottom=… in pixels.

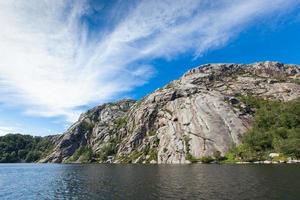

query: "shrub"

left=98, top=142, right=118, bottom=161
left=148, top=149, right=158, bottom=161
left=148, top=130, right=156, bottom=136
left=229, top=97, right=300, bottom=161
left=68, top=146, right=93, bottom=163
left=200, top=156, right=214, bottom=163
left=79, top=121, right=93, bottom=133
left=186, top=153, right=200, bottom=163
left=114, top=117, right=128, bottom=129
left=213, top=151, right=226, bottom=162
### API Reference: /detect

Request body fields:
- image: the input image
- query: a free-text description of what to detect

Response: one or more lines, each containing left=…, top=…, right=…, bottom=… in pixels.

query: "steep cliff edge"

left=42, top=61, right=300, bottom=163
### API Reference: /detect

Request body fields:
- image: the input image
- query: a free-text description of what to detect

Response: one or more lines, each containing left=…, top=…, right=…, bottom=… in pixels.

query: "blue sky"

left=0, top=0, right=300, bottom=136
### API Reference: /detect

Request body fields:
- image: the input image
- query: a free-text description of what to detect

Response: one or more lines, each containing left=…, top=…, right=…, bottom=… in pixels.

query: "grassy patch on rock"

left=66, top=146, right=93, bottom=163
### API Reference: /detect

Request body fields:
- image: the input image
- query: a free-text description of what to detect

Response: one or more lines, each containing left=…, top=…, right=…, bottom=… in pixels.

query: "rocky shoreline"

left=236, top=160, right=300, bottom=164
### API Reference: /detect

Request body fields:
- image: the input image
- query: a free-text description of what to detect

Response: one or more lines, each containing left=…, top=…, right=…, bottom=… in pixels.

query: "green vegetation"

left=130, top=150, right=144, bottom=162
left=135, top=100, right=143, bottom=108
left=221, top=152, right=237, bottom=164
left=200, top=156, right=214, bottom=163
left=79, top=121, right=93, bottom=133
left=183, top=135, right=199, bottom=163
left=184, top=136, right=217, bottom=163
left=124, top=147, right=158, bottom=164
left=292, top=79, right=300, bottom=85
left=66, top=146, right=93, bottom=163
left=184, top=135, right=196, bottom=163
left=114, top=117, right=127, bottom=129
left=67, top=137, right=120, bottom=163
left=228, top=96, right=300, bottom=162
left=118, top=140, right=159, bottom=164
left=148, top=130, right=156, bottom=136
left=213, top=150, right=226, bottom=162
left=0, top=134, right=54, bottom=163
left=118, top=150, right=143, bottom=164
left=186, top=153, right=200, bottom=163
left=146, top=148, right=158, bottom=163
left=97, top=141, right=118, bottom=161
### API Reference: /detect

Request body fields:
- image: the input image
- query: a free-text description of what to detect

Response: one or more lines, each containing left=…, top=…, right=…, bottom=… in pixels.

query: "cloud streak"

left=0, top=0, right=298, bottom=123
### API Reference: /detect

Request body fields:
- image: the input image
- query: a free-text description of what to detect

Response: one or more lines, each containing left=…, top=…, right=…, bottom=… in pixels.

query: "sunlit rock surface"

left=42, top=62, right=300, bottom=163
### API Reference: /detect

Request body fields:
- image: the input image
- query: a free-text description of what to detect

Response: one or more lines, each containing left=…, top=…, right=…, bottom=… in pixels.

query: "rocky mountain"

left=41, top=61, right=300, bottom=164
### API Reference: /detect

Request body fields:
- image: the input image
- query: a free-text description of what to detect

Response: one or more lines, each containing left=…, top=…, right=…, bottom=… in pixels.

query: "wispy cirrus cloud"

left=0, top=0, right=298, bottom=123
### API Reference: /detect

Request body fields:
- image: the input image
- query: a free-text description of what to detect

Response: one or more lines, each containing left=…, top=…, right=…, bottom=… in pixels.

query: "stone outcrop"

left=41, top=100, right=135, bottom=163
left=42, top=61, right=300, bottom=164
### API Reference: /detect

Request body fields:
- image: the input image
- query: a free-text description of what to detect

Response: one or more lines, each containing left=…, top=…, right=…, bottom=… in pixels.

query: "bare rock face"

left=42, top=100, right=135, bottom=163
left=43, top=62, right=300, bottom=163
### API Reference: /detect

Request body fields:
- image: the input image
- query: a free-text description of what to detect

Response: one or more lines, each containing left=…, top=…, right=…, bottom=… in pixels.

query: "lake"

left=0, top=164, right=299, bottom=200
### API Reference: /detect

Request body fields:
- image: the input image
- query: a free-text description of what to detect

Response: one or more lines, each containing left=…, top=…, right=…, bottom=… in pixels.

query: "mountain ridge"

left=4, top=61, right=299, bottom=164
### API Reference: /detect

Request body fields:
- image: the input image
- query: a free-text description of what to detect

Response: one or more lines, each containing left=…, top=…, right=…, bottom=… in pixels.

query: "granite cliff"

left=41, top=61, right=300, bottom=164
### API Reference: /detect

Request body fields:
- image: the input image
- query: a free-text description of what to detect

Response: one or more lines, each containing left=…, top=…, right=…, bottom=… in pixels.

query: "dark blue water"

left=0, top=164, right=299, bottom=200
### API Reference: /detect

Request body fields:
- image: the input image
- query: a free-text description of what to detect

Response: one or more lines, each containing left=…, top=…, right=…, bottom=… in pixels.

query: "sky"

left=0, top=0, right=300, bottom=136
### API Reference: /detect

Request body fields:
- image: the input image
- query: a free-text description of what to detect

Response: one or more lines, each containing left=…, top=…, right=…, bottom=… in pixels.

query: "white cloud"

left=0, top=0, right=298, bottom=123
left=0, top=126, right=16, bottom=136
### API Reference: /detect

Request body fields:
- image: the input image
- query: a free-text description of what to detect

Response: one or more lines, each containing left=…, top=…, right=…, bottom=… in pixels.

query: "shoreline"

left=1, top=161, right=300, bottom=165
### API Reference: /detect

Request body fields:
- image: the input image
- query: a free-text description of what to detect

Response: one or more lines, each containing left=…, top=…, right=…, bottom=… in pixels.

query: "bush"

left=98, top=142, right=118, bottom=161
left=79, top=121, right=93, bottom=133
left=148, top=149, right=158, bottom=161
left=213, top=151, right=226, bottom=162
left=230, top=97, right=300, bottom=161
left=186, top=153, right=200, bottom=163
left=200, top=156, right=214, bottom=163
left=114, top=117, right=127, bottom=129
left=68, top=146, right=93, bottom=163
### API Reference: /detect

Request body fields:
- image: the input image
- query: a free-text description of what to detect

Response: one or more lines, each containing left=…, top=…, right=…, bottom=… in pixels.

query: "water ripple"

left=0, top=164, right=299, bottom=200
